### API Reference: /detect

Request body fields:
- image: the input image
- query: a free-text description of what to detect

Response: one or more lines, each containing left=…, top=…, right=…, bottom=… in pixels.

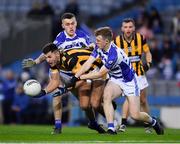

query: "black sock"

left=121, top=118, right=127, bottom=125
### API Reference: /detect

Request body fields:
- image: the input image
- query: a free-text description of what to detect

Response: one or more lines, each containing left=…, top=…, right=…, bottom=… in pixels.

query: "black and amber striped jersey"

left=115, top=32, right=150, bottom=76
left=50, top=48, right=102, bottom=75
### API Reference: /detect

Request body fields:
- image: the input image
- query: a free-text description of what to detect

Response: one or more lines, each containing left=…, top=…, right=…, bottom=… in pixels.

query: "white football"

left=23, top=79, right=41, bottom=96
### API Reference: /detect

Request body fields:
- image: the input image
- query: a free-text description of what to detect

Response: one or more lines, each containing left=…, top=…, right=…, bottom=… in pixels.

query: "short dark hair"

left=61, top=12, right=76, bottom=21
left=42, top=43, right=58, bottom=54
left=95, top=27, right=113, bottom=41
left=122, top=18, right=135, bottom=26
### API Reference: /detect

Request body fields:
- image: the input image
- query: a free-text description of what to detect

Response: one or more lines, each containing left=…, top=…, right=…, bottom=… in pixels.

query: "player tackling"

left=68, top=27, right=164, bottom=135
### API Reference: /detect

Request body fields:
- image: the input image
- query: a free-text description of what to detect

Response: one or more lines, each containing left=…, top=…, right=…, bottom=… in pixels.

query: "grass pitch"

left=0, top=125, right=180, bottom=143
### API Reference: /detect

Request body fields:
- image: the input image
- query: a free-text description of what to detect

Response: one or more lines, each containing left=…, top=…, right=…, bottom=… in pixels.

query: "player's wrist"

left=33, top=89, right=46, bottom=98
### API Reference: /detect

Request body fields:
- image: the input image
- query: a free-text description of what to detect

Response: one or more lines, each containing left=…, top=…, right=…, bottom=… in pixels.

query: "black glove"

left=33, top=89, right=46, bottom=98
left=143, top=62, right=152, bottom=72
left=22, top=58, right=36, bottom=69
left=66, top=76, right=79, bottom=88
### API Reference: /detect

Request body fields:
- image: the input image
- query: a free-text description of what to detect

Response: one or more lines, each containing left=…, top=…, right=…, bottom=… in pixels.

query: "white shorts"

left=109, top=75, right=140, bottom=97
left=137, top=75, right=149, bottom=90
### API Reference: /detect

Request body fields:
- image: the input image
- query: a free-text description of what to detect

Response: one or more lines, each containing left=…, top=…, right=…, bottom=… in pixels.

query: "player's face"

left=62, top=17, right=77, bottom=37
left=45, top=51, right=58, bottom=67
left=96, top=35, right=108, bottom=49
left=121, top=22, right=135, bottom=38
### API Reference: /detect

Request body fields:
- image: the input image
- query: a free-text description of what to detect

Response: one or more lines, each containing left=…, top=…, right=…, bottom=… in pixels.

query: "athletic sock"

left=55, top=119, right=61, bottom=129
left=121, top=118, right=127, bottom=125
left=149, top=117, right=156, bottom=126
left=108, top=123, right=115, bottom=131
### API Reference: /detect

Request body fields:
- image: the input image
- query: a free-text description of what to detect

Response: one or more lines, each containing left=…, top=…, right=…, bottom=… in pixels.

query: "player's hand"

left=33, top=89, right=46, bottom=98
left=52, top=87, right=68, bottom=97
left=89, top=43, right=95, bottom=50
left=22, top=58, right=36, bottom=69
left=66, top=76, right=79, bottom=88
left=143, top=62, right=152, bottom=72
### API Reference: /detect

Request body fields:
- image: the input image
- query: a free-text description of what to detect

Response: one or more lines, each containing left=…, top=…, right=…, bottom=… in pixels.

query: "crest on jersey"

left=128, top=46, right=132, bottom=52
left=108, top=60, right=113, bottom=65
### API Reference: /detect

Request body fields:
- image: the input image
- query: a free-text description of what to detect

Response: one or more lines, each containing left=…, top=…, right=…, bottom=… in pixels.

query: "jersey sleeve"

left=142, top=36, right=150, bottom=52
left=104, top=48, right=117, bottom=70
left=90, top=46, right=99, bottom=58
left=84, top=34, right=91, bottom=46
left=53, top=32, right=65, bottom=50
left=78, top=30, right=92, bottom=47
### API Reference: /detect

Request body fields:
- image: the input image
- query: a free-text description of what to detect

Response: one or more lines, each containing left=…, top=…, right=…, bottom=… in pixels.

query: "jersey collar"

left=122, top=32, right=135, bottom=43
left=102, top=41, right=113, bottom=54
left=64, top=30, right=77, bottom=39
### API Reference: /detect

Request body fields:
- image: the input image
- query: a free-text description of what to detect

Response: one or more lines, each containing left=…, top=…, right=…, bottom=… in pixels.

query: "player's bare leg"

left=127, top=96, right=164, bottom=135
left=140, top=88, right=149, bottom=113
left=103, top=81, right=122, bottom=134
left=140, top=88, right=152, bottom=133
left=77, top=81, right=106, bottom=134
left=119, top=99, right=129, bottom=132
left=90, top=80, right=105, bottom=117
left=51, top=75, right=66, bottom=134
left=119, top=88, right=150, bottom=133
left=51, top=95, right=62, bottom=134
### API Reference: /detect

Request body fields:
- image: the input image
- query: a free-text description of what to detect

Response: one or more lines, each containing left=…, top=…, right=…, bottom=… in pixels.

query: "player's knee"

left=53, top=97, right=62, bottom=109
left=140, top=98, right=147, bottom=106
left=90, top=97, right=100, bottom=109
left=53, top=102, right=61, bottom=110
left=103, top=94, right=112, bottom=103
left=91, top=102, right=100, bottom=110
left=130, top=112, right=140, bottom=121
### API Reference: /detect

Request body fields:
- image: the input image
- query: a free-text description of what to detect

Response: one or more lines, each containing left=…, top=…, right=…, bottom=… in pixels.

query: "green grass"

left=0, top=125, right=180, bottom=143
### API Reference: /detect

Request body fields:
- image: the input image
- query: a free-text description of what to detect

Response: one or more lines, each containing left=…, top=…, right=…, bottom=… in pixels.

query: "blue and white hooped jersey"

left=53, top=29, right=91, bottom=51
left=91, top=42, right=135, bottom=82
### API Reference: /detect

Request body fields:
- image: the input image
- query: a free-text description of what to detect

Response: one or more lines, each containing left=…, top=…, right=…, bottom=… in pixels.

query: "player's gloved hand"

left=22, top=58, right=36, bottom=69
left=66, top=76, right=79, bottom=88
left=143, top=62, right=152, bottom=72
left=33, top=89, right=46, bottom=98
left=52, top=87, right=68, bottom=97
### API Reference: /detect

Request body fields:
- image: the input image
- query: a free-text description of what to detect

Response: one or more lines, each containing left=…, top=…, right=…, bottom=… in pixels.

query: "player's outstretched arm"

left=75, top=56, right=96, bottom=78
left=34, top=53, right=46, bottom=64
left=80, top=65, right=108, bottom=80
left=34, top=71, right=68, bottom=98
left=34, top=86, right=68, bottom=98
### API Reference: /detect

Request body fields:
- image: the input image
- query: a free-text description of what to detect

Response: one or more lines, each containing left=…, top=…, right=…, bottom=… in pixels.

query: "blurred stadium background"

left=0, top=0, right=180, bottom=130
